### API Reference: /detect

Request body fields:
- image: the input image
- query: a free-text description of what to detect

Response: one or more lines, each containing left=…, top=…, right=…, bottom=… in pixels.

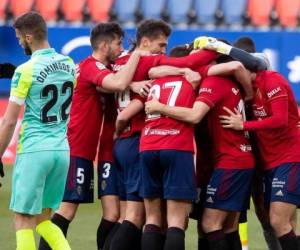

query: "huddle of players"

left=35, top=20, right=300, bottom=250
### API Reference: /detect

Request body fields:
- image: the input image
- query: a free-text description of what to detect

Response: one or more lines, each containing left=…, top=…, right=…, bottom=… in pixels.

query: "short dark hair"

left=90, top=22, right=124, bottom=50
left=233, top=36, right=256, bottom=53
left=13, top=11, right=47, bottom=41
left=136, top=19, right=171, bottom=46
left=169, top=43, right=193, bottom=57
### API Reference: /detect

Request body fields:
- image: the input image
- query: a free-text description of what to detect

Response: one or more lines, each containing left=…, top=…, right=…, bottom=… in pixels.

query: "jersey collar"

left=31, top=48, right=55, bottom=58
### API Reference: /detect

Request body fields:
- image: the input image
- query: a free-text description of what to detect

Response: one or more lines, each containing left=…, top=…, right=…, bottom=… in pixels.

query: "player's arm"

left=155, top=49, right=218, bottom=70
left=207, top=61, right=253, bottom=100
left=145, top=98, right=210, bottom=124
left=100, top=50, right=146, bottom=92
left=194, top=36, right=267, bottom=71
left=129, top=80, right=153, bottom=98
left=115, top=99, right=144, bottom=137
left=220, top=97, right=288, bottom=131
left=149, top=66, right=201, bottom=89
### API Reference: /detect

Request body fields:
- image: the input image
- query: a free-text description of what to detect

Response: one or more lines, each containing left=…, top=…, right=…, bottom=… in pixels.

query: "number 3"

left=102, top=163, right=111, bottom=179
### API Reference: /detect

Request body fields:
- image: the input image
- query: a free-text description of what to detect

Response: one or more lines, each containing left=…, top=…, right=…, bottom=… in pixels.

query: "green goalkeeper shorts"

left=10, top=150, right=69, bottom=215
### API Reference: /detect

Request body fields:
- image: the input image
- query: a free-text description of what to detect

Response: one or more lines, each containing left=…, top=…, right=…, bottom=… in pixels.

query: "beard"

left=107, top=47, right=120, bottom=63
left=23, top=41, right=32, bottom=55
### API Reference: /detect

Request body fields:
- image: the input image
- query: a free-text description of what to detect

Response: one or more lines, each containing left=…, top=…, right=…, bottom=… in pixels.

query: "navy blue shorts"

left=140, top=150, right=197, bottom=200
left=63, top=156, right=94, bottom=203
left=113, top=133, right=142, bottom=202
left=205, top=168, right=254, bottom=211
left=264, top=162, right=300, bottom=208
left=98, top=161, right=119, bottom=198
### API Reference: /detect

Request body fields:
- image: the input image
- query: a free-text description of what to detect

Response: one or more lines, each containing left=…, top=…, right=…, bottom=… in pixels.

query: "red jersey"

left=246, top=70, right=300, bottom=169
left=197, top=76, right=255, bottom=169
left=114, top=55, right=145, bottom=138
left=68, top=56, right=111, bottom=160
left=98, top=93, right=117, bottom=162
left=140, top=76, right=196, bottom=152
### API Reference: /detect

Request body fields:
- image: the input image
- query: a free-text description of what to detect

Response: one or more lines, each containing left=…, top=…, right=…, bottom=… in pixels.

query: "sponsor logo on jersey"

left=267, top=87, right=281, bottom=98
left=199, top=87, right=212, bottom=94
left=254, top=108, right=268, bottom=118
left=96, top=62, right=106, bottom=71
left=144, top=127, right=180, bottom=136
left=240, top=144, right=252, bottom=152
left=232, top=88, right=239, bottom=95
left=275, top=190, right=284, bottom=196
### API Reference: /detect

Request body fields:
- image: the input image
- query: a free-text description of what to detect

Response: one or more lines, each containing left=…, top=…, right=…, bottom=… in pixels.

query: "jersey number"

left=41, top=81, right=73, bottom=123
left=147, top=81, right=182, bottom=120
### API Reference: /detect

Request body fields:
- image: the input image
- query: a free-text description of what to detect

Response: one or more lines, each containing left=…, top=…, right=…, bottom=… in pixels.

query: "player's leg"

left=10, top=152, right=50, bottom=250
left=161, top=150, right=197, bottom=250
left=253, top=168, right=282, bottom=250
left=97, top=160, right=120, bottom=250
left=110, top=134, right=144, bottom=250
left=140, top=150, right=165, bottom=250
left=223, top=211, right=242, bottom=250
left=268, top=163, right=300, bottom=250
left=238, top=211, right=248, bottom=250
left=37, top=150, right=72, bottom=250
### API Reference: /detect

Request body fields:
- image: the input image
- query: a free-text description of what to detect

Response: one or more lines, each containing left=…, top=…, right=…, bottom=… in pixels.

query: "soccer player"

left=0, top=11, right=76, bottom=250
left=108, top=19, right=172, bottom=250
left=145, top=56, right=255, bottom=250
left=219, top=60, right=300, bottom=250
left=139, top=66, right=201, bottom=250
left=96, top=93, right=119, bottom=250
left=38, top=22, right=147, bottom=250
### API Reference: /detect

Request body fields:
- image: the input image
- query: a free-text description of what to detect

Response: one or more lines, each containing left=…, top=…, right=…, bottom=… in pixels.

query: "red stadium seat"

left=275, top=0, right=300, bottom=27
left=10, top=0, right=34, bottom=18
left=0, top=0, right=8, bottom=20
left=87, top=0, right=113, bottom=22
left=248, top=0, right=275, bottom=27
left=36, top=0, right=60, bottom=22
left=61, top=0, right=86, bottom=22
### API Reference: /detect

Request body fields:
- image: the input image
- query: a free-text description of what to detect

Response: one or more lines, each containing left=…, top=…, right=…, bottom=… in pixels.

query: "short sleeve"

left=196, top=77, right=224, bottom=108
left=86, top=60, right=112, bottom=87
left=197, top=65, right=212, bottom=78
left=10, top=63, right=33, bottom=99
left=264, top=72, right=288, bottom=102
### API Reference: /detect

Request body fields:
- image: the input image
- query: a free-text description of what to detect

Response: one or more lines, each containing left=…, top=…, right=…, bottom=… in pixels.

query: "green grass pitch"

left=1, top=165, right=298, bottom=250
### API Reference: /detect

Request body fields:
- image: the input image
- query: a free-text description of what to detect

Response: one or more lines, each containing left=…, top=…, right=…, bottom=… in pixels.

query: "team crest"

left=77, top=185, right=82, bottom=195
left=101, top=180, right=107, bottom=191
left=96, top=62, right=106, bottom=70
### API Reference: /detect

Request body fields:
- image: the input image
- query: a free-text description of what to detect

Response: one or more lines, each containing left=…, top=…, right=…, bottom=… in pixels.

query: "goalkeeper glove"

left=0, top=63, right=16, bottom=79
left=0, top=158, right=4, bottom=188
left=193, top=36, right=232, bottom=55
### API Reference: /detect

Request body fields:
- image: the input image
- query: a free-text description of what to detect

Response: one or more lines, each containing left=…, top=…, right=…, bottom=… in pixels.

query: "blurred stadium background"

left=1, top=0, right=300, bottom=249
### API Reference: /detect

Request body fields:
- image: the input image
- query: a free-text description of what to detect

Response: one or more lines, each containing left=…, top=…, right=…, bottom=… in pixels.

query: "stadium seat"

left=275, top=0, right=300, bottom=27
left=36, top=0, right=60, bottom=22
left=248, top=0, right=274, bottom=27
left=140, top=0, right=165, bottom=19
left=167, top=0, right=193, bottom=24
left=113, top=0, right=139, bottom=23
left=87, top=0, right=113, bottom=22
left=221, top=0, right=247, bottom=25
left=194, top=0, right=220, bottom=25
left=0, top=0, right=8, bottom=21
left=61, top=0, right=86, bottom=22
left=10, top=0, right=34, bottom=18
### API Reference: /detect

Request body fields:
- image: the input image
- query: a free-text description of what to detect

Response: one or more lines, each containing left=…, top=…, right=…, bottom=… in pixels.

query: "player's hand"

left=0, top=158, right=4, bottom=188
left=183, top=68, right=201, bottom=87
left=219, top=107, right=244, bottom=130
left=130, top=80, right=153, bottom=97
left=193, top=36, right=232, bottom=55
left=0, top=63, right=16, bottom=79
left=145, top=96, right=164, bottom=115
